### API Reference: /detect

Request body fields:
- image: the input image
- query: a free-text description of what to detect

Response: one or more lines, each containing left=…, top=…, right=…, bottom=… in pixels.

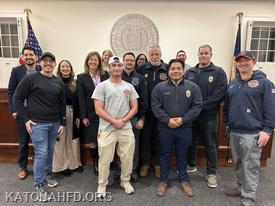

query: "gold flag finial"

left=24, top=8, right=32, bottom=20
left=236, top=12, right=243, bottom=24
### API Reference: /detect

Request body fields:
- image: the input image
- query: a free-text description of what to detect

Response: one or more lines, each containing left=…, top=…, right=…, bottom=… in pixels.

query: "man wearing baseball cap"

left=92, top=56, right=139, bottom=196
left=13, top=52, right=66, bottom=201
left=224, top=50, right=275, bottom=206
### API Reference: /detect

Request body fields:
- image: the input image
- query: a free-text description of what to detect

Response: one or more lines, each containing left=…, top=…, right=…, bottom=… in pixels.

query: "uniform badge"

left=246, top=108, right=251, bottom=113
left=132, top=78, right=139, bottom=86
left=186, top=90, right=191, bottom=97
left=123, top=89, right=132, bottom=97
left=144, top=73, right=149, bottom=78
left=248, top=80, right=259, bottom=88
left=208, top=76, right=214, bottom=83
left=159, top=73, right=167, bottom=81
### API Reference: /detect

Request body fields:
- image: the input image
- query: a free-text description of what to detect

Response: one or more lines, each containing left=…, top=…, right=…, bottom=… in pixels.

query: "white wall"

left=1, top=0, right=275, bottom=88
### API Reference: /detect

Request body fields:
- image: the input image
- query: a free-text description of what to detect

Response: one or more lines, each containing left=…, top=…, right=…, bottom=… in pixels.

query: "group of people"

left=7, top=44, right=275, bottom=206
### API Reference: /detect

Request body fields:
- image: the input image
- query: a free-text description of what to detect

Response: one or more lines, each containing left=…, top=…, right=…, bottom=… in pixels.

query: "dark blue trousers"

left=159, top=126, right=192, bottom=182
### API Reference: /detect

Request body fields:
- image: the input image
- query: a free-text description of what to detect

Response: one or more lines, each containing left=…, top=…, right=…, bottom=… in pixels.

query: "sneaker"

left=180, top=181, right=193, bottom=197
left=35, top=185, right=50, bottom=202
left=154, top=166, right=160, bottom=178
left=187, top=166, right=197, bottom=173
left=139, top=165, right=150, bottom=177
left=96, top=185, right=106, bottom=198
left=225, top=187, right=241, bottom=197
left=120, top=182, right=134, bottom=194
left=206, top=175, right=217, bottom=188
left=75, top=166, right=83, bottom=173
left=46, top=174, right=58, bottom=188
left=18, top=168, right=28, bottom=179
left=156, top=181, right=167, bottom=197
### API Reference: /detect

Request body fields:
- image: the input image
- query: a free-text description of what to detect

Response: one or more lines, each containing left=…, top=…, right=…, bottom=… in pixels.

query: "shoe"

left=139, top=165, right=150, bottom=177
left=156, top=181, right=167, bottom=197
left=206, top=174, right=217, bottom=188
left=187, top=165, right=197, bottom=173
left=75, top=166, right=83, bottom=173
left=18, top=168, right=28, bottom=179
left=180, top=181, right=193, bottom=197
left=130, top=172, right=139, bottom=183
left=120, top=182, right=134, bottom=194
left=154, top=166, right=160, bottom=178
left=96, top=185, right=106, bottom=198
left=61, top=169, right=71, bottom=177
left=93, top=161, right=99, bottom=176
left=113, top=170, right=120, bottom=181
left=46, top=174, right=58, bottom=188
left=35, top=184, right=50, bottom=202
left=225, top=187, right=241, bottom=197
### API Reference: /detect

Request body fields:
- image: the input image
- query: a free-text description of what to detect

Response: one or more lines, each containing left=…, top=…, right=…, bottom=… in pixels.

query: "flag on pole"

left=230, top=13, right=242, bottom=80
left=19, top=15, right=43, bottom=64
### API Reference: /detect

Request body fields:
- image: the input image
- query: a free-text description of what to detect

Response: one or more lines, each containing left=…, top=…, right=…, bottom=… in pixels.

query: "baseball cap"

left=109, top=56, right=123, bottom=65
left=40, top=52, right=56, bottom=62
left=236, top=51, right=255, bottom=61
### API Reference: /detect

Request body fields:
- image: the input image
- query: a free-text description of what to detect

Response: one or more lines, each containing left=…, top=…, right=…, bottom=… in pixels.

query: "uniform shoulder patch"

left=159, top=73, right=167, bottom=81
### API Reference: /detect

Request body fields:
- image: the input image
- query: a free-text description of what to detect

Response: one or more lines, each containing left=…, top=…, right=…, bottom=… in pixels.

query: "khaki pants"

left=98, top=129, right=135, bottom=187
left=52, top=106, right=82, bottom=172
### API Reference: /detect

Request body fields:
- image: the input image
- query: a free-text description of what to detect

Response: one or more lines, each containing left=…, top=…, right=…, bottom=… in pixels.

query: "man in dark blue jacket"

left=224, top=51, right=275, bottom=206
left=7, top=46, right=40, bottom=180
left=136, top=45, right=168, bottom=177
left=185, top=44, right=227, bottom=188
left=152, top=59, right=202, bottom=197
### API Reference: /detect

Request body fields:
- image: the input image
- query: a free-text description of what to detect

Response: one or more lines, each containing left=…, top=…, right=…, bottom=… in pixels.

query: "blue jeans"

left=159, top=126, right=192, bottom=182
left=30, top=121, right=60, bottom=186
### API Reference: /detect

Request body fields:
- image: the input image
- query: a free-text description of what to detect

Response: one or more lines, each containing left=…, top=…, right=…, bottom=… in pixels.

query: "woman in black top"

left=77, top=51, right=109, bottom=176
left=52, top=60, right=83, bottom=175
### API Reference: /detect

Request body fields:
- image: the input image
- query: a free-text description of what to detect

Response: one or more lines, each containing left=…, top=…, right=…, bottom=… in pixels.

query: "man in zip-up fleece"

left=224, top=51, right=275, bottom=206
left=185, top=44, right=228, bottom=188
left=151, top=59, right=202, bottom=197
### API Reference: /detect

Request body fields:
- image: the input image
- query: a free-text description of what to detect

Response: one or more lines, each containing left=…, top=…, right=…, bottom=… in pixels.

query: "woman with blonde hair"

left=102, top=49, right=113, bottom=72
left=53, top=60, right=83, bottom=176
left=77, top=51, right=109, bottom=176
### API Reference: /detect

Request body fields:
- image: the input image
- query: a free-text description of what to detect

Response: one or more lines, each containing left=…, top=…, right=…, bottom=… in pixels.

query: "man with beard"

left=8, top=46, right=41, bottom=180
left=136, top=45, right=168, bottom=178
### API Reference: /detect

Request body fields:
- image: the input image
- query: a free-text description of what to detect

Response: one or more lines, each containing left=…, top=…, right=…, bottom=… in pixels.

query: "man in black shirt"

left=13, top=52, right=66, bottom=201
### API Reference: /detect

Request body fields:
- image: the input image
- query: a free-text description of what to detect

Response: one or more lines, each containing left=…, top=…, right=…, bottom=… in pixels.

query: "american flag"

left=24, top=18, right=43, bottom=58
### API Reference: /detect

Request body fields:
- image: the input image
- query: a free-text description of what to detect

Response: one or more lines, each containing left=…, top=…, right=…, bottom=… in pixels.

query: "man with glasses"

left=13, top=52, right=66, bottom=201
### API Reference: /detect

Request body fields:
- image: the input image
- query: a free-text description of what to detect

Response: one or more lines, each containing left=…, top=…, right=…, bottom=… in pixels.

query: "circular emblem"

left=248, top=80, right=259, bottom=88
left=110, top=13, right=159, bottom=57
left=208, top=76, right=214, bottom=83
left=144, top=73, right=149, bottom=78
left=186, top=90, right=191, bottom=97
left=159, top=73, right=167, bottom=81
left=131, top=77, right=140, bottom=86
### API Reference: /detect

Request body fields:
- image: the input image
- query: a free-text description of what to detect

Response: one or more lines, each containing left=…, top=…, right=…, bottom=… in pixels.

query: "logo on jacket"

left=123, top=89, right=132, bottom=97
left=248, top=80, right=259, bottom=88
left=159, top=73, right=167, bottom=81
left=208, top=76, right=214, bottom=83
left=144, top=73, right=149, bottom=78
left=132, top=78, right=140, bottom=86
left=186, top=90, right=191, bottom=97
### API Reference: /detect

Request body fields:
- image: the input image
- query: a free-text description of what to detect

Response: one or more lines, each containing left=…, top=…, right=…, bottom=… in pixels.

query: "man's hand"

left=12, top=112, right=17, bottom=119
left=57, top=126, right=65, bottom=137
left=25, top=120, right=36, bottom=134
left=75, top=118, right=80, bottom=129
left=168, top=119, right=180, bottom=128
left=136, top=118, right=144, bottom=129
left=112, top=119, right=125, bottom=129
left=257, top=131, right=271, bottom=147
left=173, top=117, right=183, bottom=126
left=82, top=118, right=90, bottom=127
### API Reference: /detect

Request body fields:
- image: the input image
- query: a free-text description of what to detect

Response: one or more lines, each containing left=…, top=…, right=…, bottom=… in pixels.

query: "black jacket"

left=76, top=71, right=109, bottom=121
left=122, top=70, right=148, bottom=118
left=7, top=64, right=41, bottom=113
left=151, top=79, right=202, bottom=128
left=184, top=62, right=227, bottom=116
left=136, top=61, right=168, bottom=110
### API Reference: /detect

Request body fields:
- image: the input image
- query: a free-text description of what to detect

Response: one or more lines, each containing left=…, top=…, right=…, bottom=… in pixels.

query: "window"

left=0, top=17, right=21, bottom=58
left=246, top=21, right=275, bottom=63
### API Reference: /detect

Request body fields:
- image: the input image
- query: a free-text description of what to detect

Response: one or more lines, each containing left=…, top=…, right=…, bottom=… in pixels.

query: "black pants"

left=140, top=112, right=160, bottom=166
left=16, top=115, right=30, bottom=169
